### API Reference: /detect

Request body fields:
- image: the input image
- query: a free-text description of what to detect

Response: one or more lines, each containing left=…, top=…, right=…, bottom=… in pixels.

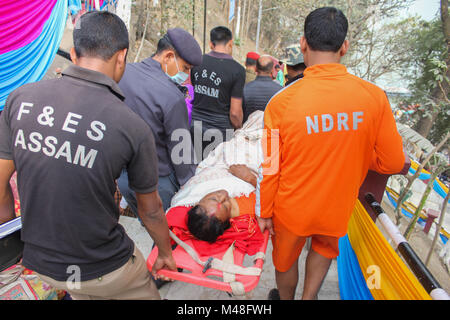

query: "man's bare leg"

left=275, top=257, right=299, bottom=300
left=301, top=248, right=332, bottom=300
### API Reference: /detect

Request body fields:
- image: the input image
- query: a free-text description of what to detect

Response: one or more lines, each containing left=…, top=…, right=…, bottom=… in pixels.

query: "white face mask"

left=166, top=56, right=189, bottom=85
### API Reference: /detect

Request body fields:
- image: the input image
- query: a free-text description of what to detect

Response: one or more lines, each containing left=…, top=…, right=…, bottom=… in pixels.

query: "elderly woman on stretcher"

left=166, top=111, right=266, bottom=257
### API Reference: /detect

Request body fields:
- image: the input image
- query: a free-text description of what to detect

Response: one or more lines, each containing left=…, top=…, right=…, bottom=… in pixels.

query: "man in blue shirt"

left=243, top=55, right=282, bottom=122
left=118, top=28, right=202, bottom=213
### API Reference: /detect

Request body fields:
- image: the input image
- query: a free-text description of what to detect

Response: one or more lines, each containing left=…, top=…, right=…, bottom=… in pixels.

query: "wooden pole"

left=236, top=1, right=241, bottom=40
left=203, top=0, right=207, bottom=53
left=255, top=0, right=262, bottom=52
left=192, top=0, right=195, bottom=36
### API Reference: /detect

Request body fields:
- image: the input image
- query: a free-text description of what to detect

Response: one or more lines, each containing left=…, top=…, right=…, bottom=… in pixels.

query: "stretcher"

left=147, top=229, right=270, bottom=296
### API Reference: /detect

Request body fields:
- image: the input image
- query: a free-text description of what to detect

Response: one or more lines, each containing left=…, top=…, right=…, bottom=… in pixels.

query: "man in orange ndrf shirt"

left=256, top=7, right=405, bottom=300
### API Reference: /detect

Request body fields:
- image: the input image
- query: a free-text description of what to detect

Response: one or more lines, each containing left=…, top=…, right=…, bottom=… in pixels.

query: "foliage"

left=130, top=0, right=419, bottom=84
left=398, top=18, right=449, bottom=144
left=249, top=0, right=413, bottom=82
left=131, top=0, right=197, bottom=41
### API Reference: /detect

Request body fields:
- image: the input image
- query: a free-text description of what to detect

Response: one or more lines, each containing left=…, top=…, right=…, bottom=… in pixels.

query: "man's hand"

left=151, top=253, right=177, bottom=281
left=0, top=159, right=15, bottom=225
left=229, top=97, right=243, bottom=129
left=256, top=216, right=274, bottom=236
left=135, top=191, right=178, bottom=281
left=228, top=164, right=257, bottom=187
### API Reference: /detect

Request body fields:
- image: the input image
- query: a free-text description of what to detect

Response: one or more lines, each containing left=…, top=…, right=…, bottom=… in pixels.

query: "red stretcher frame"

left=147, top=230, right=270, bottom=294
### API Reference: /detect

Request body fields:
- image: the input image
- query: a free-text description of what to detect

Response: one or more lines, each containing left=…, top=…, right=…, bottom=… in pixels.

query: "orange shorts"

left=271, top=215, right=340, bottom=272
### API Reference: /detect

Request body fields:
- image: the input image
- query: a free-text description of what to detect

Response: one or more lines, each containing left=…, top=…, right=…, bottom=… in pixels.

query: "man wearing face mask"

left=118, top=28, right=202, bottom=213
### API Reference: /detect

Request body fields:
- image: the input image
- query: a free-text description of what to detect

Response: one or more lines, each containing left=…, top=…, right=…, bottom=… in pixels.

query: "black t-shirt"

left=190, top=52, right=246, bottom=132
left=0, top=65, right=159, bottom=282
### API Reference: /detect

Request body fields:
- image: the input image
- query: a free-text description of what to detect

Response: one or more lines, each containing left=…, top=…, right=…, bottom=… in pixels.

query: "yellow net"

left=347, top=200, right=431, bottom=300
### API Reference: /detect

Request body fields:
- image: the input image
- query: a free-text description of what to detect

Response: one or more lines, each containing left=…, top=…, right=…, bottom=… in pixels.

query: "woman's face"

left=198, top=189, right=232, bottom=222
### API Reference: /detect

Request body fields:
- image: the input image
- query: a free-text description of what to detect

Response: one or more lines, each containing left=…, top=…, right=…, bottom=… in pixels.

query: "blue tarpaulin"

left=337, top=235, right=374, bottom=300
left=0, top=0, right=68, bottom=111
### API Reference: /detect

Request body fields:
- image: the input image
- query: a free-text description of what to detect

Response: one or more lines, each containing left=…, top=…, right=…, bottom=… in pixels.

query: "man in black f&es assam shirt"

left=190, top=26, right=246, bottom=160
left=0, top=12, right=176, bottom=300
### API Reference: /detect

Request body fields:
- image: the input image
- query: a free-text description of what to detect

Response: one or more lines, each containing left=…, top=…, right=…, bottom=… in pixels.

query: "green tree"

left=399, top=1, right=449, bottom=143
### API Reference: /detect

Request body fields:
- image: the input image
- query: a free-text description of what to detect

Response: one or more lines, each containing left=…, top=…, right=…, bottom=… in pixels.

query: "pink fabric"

left=0, top=0, right=58, bottom=54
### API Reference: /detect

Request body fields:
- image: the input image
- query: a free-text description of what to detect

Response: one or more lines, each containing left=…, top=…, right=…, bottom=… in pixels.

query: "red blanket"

left=166, top=206, right=264, bottom=256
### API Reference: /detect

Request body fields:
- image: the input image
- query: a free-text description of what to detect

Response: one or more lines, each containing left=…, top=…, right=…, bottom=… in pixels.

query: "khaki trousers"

left=36, top=246, right=160, bottom=300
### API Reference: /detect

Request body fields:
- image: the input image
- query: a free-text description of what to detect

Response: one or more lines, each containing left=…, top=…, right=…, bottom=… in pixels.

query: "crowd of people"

left=0, top=6, right=405, bottom=300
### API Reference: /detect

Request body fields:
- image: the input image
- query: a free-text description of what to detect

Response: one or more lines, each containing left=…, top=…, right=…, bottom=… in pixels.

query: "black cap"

left=167, top=28, right=203, bottom=66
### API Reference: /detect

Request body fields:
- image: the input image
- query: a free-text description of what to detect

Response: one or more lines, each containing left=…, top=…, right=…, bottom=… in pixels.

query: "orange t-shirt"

left=259, top=63, right=405, bottom=237
left=235, top=192, right=256, bottom=216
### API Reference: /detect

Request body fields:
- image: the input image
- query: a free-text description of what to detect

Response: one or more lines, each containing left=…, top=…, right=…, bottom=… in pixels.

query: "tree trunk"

left=441, top=0, right=450, bottom=49
left=241, top=0, right=247, bottom=42
left=414, top=109, right=440, bottom=139
left=135, top=0, right=146, bottom=41
left=135, top=0, right=150, bottom=62
left=128, top=3, right=136, bottom=51
left=418, top=0, right=450, bottom=138
left=346, top=0, right=353, bottom=45
left=245, top=0, right=254, bottom=41
left=440, top=0, right=450, bottom=101
left=160, top=0, right=167, bottom=34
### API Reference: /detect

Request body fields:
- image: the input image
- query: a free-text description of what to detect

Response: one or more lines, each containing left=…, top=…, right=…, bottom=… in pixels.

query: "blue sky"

left=404, top=0, right=441, bottom=21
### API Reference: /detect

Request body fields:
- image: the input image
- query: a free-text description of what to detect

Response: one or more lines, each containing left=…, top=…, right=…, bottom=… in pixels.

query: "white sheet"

left=170, top=111, right=265, bottom=209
